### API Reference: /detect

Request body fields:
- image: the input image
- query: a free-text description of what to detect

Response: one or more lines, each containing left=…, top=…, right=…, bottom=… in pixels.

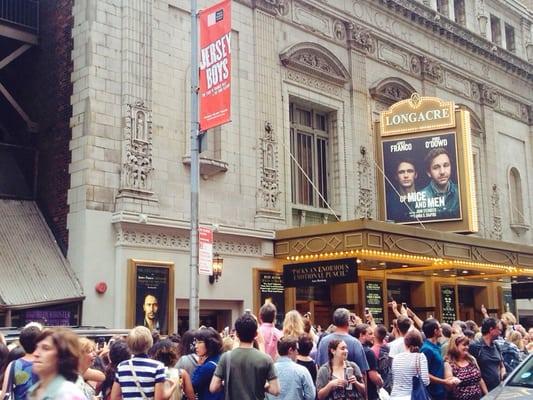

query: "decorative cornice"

left=369, top=77, right=416, bottom=105
left=280, top=41, right=351, bottom=85
left=115, top=228, right=263, bottom=256
left=376, top=0, right=532, bottom=80
left=284, top=69, right=342, bottom=96
left=111, top=211, right=275, bottom=240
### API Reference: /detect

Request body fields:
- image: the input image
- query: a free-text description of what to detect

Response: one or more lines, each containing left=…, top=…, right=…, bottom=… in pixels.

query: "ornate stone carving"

left=520, top=104, right=533, bottom=125
left=121, top=101, right=154, bottom=192
left=255, top=0, right=289, bottom=16
left=355, top=146, right=374, bottom=219
left=348, top=23, right=376, bottom=54
left=490, top=184, right=503, bottom=240
left=410, top=55, right=421, bottom=75
left=480, top=85, right=498, bottom=107
left=116, top=229, right=262, bottom=256
left=470, top=82, right=480, bottom=101
left=333, top=20, right=346, bottom=41
left=280, top=42, right=350, bottom=86
left=375, top=0, right=532, bottom=79
left=258, top=122, right=281, bottom=214
left=421, top=57, right=443, bottom=82
left=285, top=70, right=341, bottom=96
left=369, top=77, right=416, bottom=106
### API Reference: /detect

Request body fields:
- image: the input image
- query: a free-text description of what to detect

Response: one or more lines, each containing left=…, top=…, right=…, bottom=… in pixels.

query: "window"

left=290, top=102, right=329, bottom=208
left=437, top=0, right=449, bottom=16
left=505, top=23, right=516, bottom=52
left=509, top=168, right=524, bottom=224
left=454, top=0, right=466, bottom=26
left=201, top=126, right=222, bottom=160
left=490, top=15, right=502, bottom=45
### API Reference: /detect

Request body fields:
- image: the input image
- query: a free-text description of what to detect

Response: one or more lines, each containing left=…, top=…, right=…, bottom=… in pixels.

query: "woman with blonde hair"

left=444, top=334, right=487, bottom=400
left=111, top=326, right=180, bottom=400
left=282, top=310, right=305, bottom=337
left=502, top=330, right=527, bottom=371
left=77, top=338, right=105, bottom=399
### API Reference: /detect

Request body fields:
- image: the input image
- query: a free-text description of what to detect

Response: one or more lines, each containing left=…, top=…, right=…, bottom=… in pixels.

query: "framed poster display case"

left=127, top=259, right=175, bottom=335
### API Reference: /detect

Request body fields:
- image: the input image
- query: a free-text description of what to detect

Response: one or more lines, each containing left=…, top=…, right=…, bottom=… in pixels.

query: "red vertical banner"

left=199, top=0, right=231, bottom=131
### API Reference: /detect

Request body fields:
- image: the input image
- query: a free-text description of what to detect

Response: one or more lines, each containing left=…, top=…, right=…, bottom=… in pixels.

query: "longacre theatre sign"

left=283, top=258, right=357, bottom=287
left=380, top=94, right=455, bottom=136
left=376, top=93, right=478, bottom=233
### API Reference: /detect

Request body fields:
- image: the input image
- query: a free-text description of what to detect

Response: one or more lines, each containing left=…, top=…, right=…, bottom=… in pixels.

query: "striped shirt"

left=116, top=355, right=166, bottom=399
left=390, top=352, right=430, bottom=400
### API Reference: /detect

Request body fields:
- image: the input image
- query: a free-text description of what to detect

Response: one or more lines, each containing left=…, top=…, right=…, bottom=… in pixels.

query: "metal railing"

left=0, top=0, right=39, bottom=32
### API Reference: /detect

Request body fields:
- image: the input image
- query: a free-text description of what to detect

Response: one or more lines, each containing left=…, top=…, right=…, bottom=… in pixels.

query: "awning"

left=0, top=200, right=84, bottom=309
left=274, top=219, right=533, bottom=282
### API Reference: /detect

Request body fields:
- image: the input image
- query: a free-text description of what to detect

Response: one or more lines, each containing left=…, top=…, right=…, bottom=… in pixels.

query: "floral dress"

left=449, top=362, right=483, bottom=400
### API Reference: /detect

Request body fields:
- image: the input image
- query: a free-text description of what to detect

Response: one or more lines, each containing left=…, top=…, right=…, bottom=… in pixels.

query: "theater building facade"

left=35, top=0, right=533, bottom=330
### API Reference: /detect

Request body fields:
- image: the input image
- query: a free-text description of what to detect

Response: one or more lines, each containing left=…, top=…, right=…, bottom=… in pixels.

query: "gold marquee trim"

left=274, top=220, right=533, bottom=278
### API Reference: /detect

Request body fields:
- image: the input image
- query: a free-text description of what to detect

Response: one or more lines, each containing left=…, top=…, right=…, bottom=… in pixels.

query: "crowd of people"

left=0, top=301, right=531, bottom=400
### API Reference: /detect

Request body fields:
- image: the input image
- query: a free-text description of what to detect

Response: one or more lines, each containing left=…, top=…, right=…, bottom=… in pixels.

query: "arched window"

left=509, top=167, right=525, bottom=224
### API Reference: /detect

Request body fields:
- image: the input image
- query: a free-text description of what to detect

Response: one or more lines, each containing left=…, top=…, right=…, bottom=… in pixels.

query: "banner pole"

left=189, top=0, right=200, bottom=330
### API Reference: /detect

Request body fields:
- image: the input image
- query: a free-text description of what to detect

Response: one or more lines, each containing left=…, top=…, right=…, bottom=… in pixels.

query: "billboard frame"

left=375, top=95, right=478, bottom=233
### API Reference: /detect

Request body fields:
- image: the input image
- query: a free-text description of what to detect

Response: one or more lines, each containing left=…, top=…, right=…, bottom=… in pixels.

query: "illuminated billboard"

left=376, top=94, right=478, bottom=233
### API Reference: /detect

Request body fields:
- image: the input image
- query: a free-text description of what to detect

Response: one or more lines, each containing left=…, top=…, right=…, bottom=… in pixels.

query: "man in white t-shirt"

left=388, top=315, right=412, bottom=358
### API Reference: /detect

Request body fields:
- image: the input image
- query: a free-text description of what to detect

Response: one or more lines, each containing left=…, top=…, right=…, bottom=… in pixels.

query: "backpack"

left=377, top=345, right=393, bottom=393
left=499, top=341, right=523, bottom=374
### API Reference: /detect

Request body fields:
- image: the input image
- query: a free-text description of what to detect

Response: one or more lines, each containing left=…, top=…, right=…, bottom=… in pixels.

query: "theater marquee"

left=376, top=94, right=478, bottom=233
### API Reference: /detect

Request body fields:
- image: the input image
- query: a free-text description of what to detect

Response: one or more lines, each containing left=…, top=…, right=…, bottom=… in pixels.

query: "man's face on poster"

left=396, top=161, right=417, bottom=190
left=143, top=295, right=159, bottom=321
left=427, top=153, right=451, bottom=190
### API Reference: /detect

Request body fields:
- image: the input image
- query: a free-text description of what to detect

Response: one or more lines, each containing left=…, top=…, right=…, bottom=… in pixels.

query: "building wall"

left=7, top=0, right=75, bottom=252
left=67, top=0, right=533, bottom=327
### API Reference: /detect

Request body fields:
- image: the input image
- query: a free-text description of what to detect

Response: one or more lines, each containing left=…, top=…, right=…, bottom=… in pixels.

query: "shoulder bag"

left=128, top=359, right=150, bottom=400
left=411, top=354, right=430, bottom=400
left=3, top=361, right=16, bottom=400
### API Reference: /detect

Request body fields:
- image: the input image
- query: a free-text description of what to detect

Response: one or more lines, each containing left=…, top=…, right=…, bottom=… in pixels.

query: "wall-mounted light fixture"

left=209, top=253, right=223, bottom=284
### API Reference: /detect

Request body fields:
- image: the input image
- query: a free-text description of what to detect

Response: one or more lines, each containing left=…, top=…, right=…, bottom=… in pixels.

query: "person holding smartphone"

left=316, top=339, right=365, bottom=400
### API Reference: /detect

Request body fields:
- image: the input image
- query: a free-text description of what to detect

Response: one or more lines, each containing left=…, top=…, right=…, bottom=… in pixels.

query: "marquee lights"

left=284, top=249, right=533, bottom=277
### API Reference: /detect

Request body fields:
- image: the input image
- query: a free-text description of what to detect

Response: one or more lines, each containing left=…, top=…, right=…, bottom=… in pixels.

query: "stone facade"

left=66, top=0, right=532, bottom=327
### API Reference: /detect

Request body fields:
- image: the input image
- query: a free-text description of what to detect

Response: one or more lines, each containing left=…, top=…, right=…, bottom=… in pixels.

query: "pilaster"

left=254, top=10, right=282, bottom=222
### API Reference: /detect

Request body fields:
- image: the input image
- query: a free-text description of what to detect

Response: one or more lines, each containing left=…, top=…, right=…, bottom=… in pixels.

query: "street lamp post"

left=189, top=0, right=200, bottom=330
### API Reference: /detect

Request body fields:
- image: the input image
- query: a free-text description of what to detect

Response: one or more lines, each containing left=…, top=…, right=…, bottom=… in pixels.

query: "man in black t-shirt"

left=353, top=324, right=383, bottom=400
left=469, top=317, right=505, bottom=392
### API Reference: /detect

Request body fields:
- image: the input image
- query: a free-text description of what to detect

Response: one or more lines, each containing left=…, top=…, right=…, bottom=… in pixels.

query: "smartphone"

left=244, top=309, right=252, bottom=314
left=364, top=307, right=370, bottom=314
left=345, top=366, right=354, bottom=390
left=401, top=302, right=407, bottom=308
